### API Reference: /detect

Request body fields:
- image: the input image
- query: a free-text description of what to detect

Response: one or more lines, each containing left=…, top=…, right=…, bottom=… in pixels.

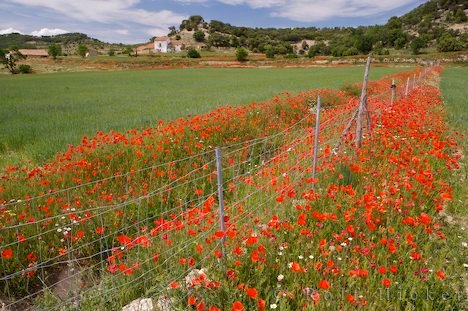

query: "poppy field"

left=0, top=65, right=466, bottom=310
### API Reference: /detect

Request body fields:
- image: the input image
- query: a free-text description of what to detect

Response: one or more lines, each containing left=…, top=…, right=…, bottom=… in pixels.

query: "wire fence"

left=0, top=60, right=438, bottom=310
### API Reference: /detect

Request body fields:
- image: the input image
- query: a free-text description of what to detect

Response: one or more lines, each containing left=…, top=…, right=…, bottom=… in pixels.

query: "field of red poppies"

left=0, top=66, right=465, bottom=310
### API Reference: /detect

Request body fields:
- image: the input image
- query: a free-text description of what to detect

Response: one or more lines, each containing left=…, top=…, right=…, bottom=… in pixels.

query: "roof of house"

left=154, top=36, right=169, bottom=42
left=136, top=42, right=154, bottom=50
left=18, top=49, right=48, bottom=56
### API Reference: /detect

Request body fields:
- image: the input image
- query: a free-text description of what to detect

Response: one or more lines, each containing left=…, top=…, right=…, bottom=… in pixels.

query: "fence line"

left=0, top=63, right=438, bottom=310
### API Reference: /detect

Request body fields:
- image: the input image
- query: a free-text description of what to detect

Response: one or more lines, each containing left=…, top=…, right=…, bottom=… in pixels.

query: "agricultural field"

left=0, top=66, right=408, bottom=166
left=0, top=65, right=466, bottom=310
left=440, top=66, right=468, bottom=216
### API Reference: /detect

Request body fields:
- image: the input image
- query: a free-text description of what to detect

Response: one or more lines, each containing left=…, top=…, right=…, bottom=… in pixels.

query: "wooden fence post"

left=311, top=96, right=321, bottom=190
left=356, top=53, right=371, bottom=148
left=405, top=77, right=410, bottom=96
left=215, top=147, right=226, bottom=258
left=390, top=79, right=396, bottom=106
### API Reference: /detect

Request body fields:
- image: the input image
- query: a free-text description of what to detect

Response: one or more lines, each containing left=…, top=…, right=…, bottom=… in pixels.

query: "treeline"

left=178, top=0, right=467, bottom=57
left=0, top=33, right=123, bottom=50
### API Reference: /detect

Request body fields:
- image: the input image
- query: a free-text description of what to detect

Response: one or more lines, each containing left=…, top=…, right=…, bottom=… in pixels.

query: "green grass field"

left=0, top=66, right=409, bottom=166
left=441, top=66, right=468, bottom=215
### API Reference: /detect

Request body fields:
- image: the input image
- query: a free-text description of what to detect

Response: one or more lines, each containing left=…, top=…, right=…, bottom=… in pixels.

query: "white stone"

left=156, top=296, right=174, bottom=311
left=122, top=298, right=154, bottom=311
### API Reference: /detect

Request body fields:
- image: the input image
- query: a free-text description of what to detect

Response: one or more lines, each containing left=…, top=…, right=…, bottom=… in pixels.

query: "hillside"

left=172, top=0, right=467, bottom=57
left=0, top=32, right=127, bottom=55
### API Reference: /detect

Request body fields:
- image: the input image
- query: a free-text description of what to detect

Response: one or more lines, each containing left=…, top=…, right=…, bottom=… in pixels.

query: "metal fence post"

left=390, top=79, right=396, bottom=106
left=215, top=147, right=226, bottom=257
left=412, top=73, right=416, bottom=89
left=311, top=96, right=321, bottom=190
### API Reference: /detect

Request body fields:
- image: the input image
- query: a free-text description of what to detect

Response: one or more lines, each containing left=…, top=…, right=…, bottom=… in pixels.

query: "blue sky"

left=0, top=0, right=427, bottom=43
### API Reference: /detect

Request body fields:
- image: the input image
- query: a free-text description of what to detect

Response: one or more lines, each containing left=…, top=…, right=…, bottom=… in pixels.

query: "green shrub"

left=340, top=83, right=360, bottom=97
left=193, top=31, right=205, bottom=42
left=437, top=33, right=462, bottom=52
left=187, top=49, right=201, bottom=58
left=78, top=44, right=88, bottom=58
left=235, top=47, right=248, bottom=61
left=18, top=64, right=32, bottom=74
left=48, top=44, right=61, bottom=60
left=265, top=48, right=275, bottom=59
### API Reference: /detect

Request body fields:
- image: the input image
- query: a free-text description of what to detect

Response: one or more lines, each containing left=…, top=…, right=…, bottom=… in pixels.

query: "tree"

left=437, top=33, right=462, bottom=52
left=207, top=33, right=230, bottom=47
left=354, top=35, right=373, bottom=53
left=229, top=35, right=240, bottom=48
left=235, top=47, right=248, bottom=61
left=123, top=47, right=133, bottom=56
left=454, top=8, right=467, bottom=23
left=265, top=48, right=275, bottom=58
left=168, top=26, right=177, bottom=36
left=0, top=47, right=25, bottom=74
left=301, top=41, right=309, bottom=51
left=193, top=31, right=205, bottom=42
left=187, top=49, right=201, bottom=58
left=386, top=16, right=402, bottom=30
left=410, top=37, right=426, bottom=54
left=108, top=49, right=115, bottom=56
left=394, top=35, right=407, bottom=49
left=48, top=44, right=62, bottom=60
left=77, top=44, right=88, bottom=58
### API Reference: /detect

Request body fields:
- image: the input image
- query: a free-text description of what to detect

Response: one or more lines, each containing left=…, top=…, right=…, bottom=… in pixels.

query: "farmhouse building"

left=85, top=48, right=99, bottom=57
left=18, top=49, right=48, bottom=58
left=135, top=42, right=154, bottom=55
left=153, top=36, right=185, bottom=53
left=154, top=36, right=170, bottom=52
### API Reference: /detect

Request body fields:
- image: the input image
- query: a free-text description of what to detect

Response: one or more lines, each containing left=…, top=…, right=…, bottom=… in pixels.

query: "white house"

left=154, top=36, right=170, bottom=53
left=170, top=41, right=184, bottom=52
left=153, top=36, right=185, bottom=53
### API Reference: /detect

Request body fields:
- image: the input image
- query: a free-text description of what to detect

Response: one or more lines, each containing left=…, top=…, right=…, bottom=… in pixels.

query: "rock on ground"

left=122, top=298, right=154, bottom=311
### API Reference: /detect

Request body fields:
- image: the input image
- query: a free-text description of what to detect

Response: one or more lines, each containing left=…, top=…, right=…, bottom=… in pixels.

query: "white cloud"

left=30, top=28, right=68, bottom=36
left=116, top=29, right=129, bottom=35
left=172, top=0, right=418, bottom=22
left=6, top=0, right=186, bottom=36
left=0, top=27, right=23, bottom=34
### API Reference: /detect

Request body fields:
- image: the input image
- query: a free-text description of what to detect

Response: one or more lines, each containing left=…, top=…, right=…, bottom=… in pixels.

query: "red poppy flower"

left=319, top=279, right=330, bottom=290
left=436, top=271, right=445, bottom=280
left=246, top=287, right=258, bottom=299
left=231, top=301, right=243, bottom=311
left=188, top=296, right=196, bottom=305
left=1, top=248, right=12, bottom=259
left=291, top=262, right=301, bottom=272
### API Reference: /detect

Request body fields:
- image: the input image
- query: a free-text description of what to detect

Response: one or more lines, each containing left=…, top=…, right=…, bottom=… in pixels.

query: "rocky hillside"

left=172, top=1, right=467, bottom=57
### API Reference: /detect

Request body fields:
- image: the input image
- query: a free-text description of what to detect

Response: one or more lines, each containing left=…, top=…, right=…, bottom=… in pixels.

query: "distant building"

left=18, top=49, right=48, bottom=58
left=170, top=41, right=184, bottom=52
left=135, top=42, right=154, bottom=55
left=153, top=36, right=185, bottom=53
left=154, top=36, right=170, bottom=53
left=85, top=48, right=99, bottom=57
